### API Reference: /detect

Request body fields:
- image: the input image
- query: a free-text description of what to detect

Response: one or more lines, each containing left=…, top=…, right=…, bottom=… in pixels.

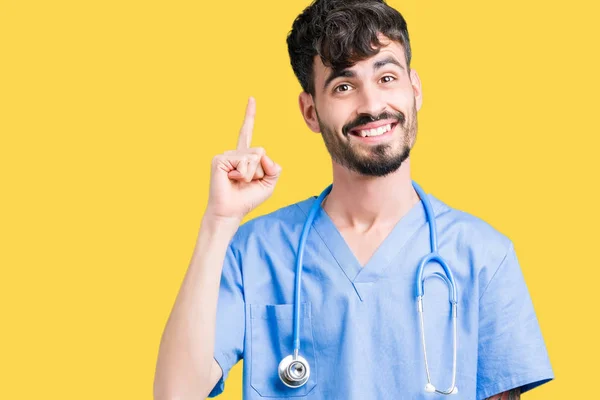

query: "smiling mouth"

left=349, top=123, right=397, bottom=138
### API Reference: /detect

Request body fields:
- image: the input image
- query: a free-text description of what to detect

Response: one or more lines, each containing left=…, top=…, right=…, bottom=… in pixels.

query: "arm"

left=153, top=216, right=240, bottom=400
left=485, top=387, right=521, bottom=399
left=153, top=97, right=282, bottom=399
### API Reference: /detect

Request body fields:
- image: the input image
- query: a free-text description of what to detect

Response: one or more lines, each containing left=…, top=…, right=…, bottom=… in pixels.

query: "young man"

left=153, top=0, right=553, bottom=399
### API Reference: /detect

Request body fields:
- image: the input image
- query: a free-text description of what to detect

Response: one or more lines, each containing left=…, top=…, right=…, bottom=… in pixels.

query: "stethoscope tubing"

left=292, top=184, right=332, bottom=353
left=285, top=182, right=458, bottom=395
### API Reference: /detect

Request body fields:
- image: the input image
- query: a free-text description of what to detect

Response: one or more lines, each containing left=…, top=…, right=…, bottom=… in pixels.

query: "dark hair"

left=287, top=0, right=412, bottom=96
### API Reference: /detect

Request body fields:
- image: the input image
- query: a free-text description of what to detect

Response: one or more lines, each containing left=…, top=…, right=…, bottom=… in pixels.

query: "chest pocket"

left=249, top=302, right=318, bottom=397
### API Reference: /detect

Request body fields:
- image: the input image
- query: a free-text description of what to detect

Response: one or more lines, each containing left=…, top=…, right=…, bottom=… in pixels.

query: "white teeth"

left=359, top=123, right=392, bottom=137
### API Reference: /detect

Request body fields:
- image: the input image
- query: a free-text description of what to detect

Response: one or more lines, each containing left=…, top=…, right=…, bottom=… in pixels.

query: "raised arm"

left=153, top=97, right=282, bottom=399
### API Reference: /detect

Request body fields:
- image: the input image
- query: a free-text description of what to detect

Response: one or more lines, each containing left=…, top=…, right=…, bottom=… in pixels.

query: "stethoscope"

left=278, top=181, right=459, bottom=395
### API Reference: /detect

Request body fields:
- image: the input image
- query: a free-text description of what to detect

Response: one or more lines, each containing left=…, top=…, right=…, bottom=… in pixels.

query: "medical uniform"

left=208, top=191, right=554, bottom=399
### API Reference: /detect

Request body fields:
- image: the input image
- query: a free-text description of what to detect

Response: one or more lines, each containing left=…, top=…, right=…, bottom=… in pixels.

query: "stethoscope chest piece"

left=278, top=354, right=310, bottom=388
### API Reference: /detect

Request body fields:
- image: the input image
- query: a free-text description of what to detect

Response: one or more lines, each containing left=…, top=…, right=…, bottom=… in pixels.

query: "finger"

left=227, top=154, right=258, bottom=183
left=213, top=153, right=250, bottom=182
left=260, top=154, right=282, bottom=179
left=225, top=147, right=265, bottom=180
left=234, top=155, right=249, bottom=177
left=225, top=154, right=259, bottom=183
left=227, top=169, right=243, bottom=180
left=254, top=163, right=265, bottom=180
left=236, top=96, right=256, bottom=150
left=224, top=147, right=264, bottom=157
left=243, top=154, right=261, bottom=183
left=227, top=169, right=242, bottom=179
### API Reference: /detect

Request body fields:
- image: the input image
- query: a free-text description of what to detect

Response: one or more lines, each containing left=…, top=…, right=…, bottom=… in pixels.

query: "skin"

left=298, top=35, right=422, bottom=245
left=485, top=387, right=521, bottom=399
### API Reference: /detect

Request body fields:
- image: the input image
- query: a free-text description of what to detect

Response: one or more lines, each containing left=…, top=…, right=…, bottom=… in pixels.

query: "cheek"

left=387, top=88, right=414, bottom=112
left=321, top=101, right=353, bottom=133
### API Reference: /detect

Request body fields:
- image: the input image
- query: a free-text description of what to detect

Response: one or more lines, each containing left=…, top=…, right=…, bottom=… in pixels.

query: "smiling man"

left=153, top=1, right=554, bottom=399
left=300, top=38, right=417, bottom=180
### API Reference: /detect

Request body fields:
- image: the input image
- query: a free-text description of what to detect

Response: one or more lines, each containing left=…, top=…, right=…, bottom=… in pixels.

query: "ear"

left=299, top=92, right=321, bottom=133
left=409, top=68, right=423, bottom=111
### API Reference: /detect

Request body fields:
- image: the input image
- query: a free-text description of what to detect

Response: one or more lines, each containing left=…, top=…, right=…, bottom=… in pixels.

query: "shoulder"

left=430, top=194, right=512, bottom=245
left=429, top=194, right=514, bottom=267
left=228, top=196, right=316, bottom=253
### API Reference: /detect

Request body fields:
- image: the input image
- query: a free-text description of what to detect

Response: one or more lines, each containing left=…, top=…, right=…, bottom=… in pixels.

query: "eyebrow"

left=373, top=56, right=404, bottom=72
left=323, top=56, right=405, bottom=91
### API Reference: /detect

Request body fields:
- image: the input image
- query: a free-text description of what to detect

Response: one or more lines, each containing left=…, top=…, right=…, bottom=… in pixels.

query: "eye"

left=334, top=83, right=352, bottom=93
left=380, top=75, right=396, bottom=83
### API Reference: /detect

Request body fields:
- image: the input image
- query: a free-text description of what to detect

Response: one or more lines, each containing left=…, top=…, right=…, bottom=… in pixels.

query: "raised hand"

left=205, top=97, right=282, bottom=222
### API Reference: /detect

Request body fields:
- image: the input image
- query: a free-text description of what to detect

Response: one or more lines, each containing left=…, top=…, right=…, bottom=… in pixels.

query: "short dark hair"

left=286, top=0, right=412, bottom=96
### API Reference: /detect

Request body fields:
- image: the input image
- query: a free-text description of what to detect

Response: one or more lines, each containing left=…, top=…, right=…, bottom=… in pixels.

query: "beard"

left=316, top=100, right=418, bottom=177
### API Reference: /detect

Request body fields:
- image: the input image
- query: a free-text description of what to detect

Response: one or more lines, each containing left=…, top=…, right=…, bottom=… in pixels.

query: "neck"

left=322, top=158, right=420, bottom=232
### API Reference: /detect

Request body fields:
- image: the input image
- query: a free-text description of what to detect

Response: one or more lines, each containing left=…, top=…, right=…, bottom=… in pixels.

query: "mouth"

left=349, top=122, right=397, bottom=139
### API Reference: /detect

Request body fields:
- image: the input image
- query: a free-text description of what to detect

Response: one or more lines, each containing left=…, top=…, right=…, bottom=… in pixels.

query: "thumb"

left=260, top=154, right=282, bottom=182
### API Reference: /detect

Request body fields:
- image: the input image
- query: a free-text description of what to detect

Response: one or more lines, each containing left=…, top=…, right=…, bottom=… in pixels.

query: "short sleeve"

left=476, top=242, right=554, bottom=399
left=207, top=242, right=245, bottom=397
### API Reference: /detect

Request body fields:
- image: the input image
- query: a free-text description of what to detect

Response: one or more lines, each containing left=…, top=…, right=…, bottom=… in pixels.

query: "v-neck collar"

left=296, top=189, right=449, bottom=300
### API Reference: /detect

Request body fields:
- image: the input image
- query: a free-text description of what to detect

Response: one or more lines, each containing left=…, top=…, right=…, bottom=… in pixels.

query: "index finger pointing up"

left=237, top=96, right=256, bottom=150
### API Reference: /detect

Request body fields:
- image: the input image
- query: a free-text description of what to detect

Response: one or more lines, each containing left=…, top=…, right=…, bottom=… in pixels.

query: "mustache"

left=342, top=111, right=405, bottom=136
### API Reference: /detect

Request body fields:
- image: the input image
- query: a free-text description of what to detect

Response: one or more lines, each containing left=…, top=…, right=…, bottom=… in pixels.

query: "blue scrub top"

left=208, top=191, right=554, bottom=399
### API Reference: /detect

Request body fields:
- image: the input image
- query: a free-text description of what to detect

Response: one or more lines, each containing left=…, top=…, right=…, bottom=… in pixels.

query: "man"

left=153, top=0, right=553, bottom=399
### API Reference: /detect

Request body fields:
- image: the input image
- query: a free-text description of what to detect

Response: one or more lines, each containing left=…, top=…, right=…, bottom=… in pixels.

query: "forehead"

left=312, top=38, right=407, bottom=83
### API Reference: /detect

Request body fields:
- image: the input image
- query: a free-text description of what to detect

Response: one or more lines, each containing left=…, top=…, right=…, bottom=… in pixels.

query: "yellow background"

left=1, top=0, right=598, bottom=398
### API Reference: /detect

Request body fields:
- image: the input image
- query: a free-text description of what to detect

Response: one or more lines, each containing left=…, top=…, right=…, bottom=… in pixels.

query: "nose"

left=355, top=83, right=386, bottom=118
